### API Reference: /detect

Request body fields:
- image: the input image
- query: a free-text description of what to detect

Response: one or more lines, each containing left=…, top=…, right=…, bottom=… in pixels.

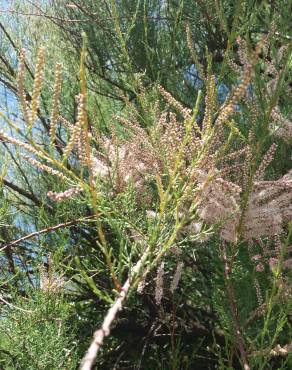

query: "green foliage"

left=0, top=288, right=79, bottom=369
left=0, top=1, right=291, bottom=369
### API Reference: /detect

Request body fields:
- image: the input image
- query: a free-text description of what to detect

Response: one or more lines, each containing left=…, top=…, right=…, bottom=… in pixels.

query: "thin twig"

left=244, top=303, right=266, bottom=327
left=0, top=8, right=83, bottom=22
left=2, top=178, right=48, bottom=209
left=0, top=295, right=34, bottom=313
left=0, top=9, right=170, bottom=23
left=0, top=215, right=97, bottom=252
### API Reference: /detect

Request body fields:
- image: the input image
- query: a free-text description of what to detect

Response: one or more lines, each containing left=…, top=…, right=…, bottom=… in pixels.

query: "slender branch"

left=3, top=142, right=38, bottom=199
left=0, top=215, right=97, bottom=252
left=0, top=9, right=170, bottom=23
left=0, top=294, right=34, bottom=313
left=0, top=21, right=34, bottom=78
left=2, top=178, right=46, bottom=208
left=0, top=8, right=83, bottom=22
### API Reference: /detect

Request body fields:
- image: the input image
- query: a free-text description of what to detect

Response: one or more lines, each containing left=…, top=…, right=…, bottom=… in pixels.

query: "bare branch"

left=2, top=178, right=45, bottom=208
left=0, top=294, right=34, bottom=313
left=0, top=215, right=97, bottom=252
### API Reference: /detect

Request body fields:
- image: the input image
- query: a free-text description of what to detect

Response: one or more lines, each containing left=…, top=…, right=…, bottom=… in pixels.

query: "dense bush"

left=0, top=1, right=291, bottom=369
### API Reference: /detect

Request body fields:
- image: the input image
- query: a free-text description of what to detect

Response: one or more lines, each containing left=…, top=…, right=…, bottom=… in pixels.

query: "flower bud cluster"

left=254, top=278, right=263, bottom=305
left=158, top=85, right=191, bottom=120
left=29, top=47, right=45, bottom=126
left=0, top=129, right=40, bottom=157
left=50, top=63, right=62, bottom=144
left=17, top=48, right=30, bottom=124
left=155, top=262, right=164, bottom=305
left=170, top=262, right=184, bottom=293
left=64, top=94, right=85, bottom=158
left=216, top=36, right=268, bottom=127
left=39, top=262, right=64, bottom=293
left=202, top=74, right=216, bottom=133
left=21, top=154, right=69, bottom=181
left=47, top=187, right=82, bottom=202
left=270, top=106, right=292, bottom=142
left=91, top=155, right=110, bottom=179
left=254, top=143, right=277, bottom=181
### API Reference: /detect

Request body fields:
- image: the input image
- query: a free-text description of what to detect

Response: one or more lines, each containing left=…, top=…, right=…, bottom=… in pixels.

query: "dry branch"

left=0, top=215, right=96, bottom=252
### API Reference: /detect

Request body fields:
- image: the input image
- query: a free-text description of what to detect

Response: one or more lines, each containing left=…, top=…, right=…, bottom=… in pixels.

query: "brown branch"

left=0, top=8, right=171, bottom=24
left=0, top=8, right=84, bottom=22
left=2, top=178, right=45, bottom=208
left=0, top=53, right=15, bottom=77
left=0, top=294, right=34, bottom=313
left=244, top=303, right=266, bottom=327
left=0, top=21, right=34, bottom=78
left=0, top=215, right=97, bottom=252
left=0, top=76, right=18, bottom=94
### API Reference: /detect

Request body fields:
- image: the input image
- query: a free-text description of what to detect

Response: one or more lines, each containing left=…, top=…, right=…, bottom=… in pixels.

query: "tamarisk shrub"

left=0, top=34, right=291, bottom=370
